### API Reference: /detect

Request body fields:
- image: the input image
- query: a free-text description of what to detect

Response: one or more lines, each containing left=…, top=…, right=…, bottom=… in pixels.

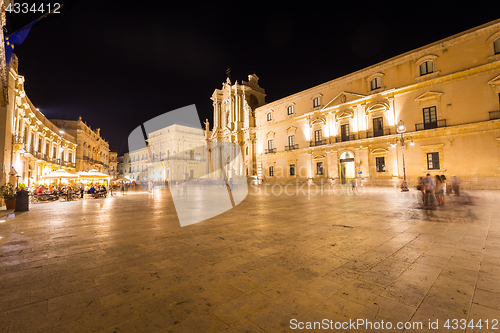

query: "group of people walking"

left=417, top=174, right=460, bottom=207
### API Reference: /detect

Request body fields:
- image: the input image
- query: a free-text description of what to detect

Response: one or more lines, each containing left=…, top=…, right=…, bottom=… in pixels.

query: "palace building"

left=0, top=55, right=77, bottom=188
left=50, top=118, right=110, bottom=174
left=124, top=123, right=206, bottom=184
left=237, top=18, right=500, bottom=189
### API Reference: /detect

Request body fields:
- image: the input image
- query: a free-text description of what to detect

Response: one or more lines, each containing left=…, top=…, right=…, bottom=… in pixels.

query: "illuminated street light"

left=392, top=120, right=413, bottom=192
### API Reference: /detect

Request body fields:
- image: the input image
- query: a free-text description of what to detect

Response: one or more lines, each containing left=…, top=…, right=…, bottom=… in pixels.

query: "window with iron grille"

left=267, top=140, right=273, bottom=150
left=376, top=156, right=385, bottom=172
left=420, top=61, right=434, bottom=75
left=423, top=106, right=437, bottom=124
left=287, top=105, right=294, bottom=115
left=373, top=117, right=383, bottom=132
left=316, top=162, right=324, bottom=175
left=370, top=77, right=381, bottom=90
left=313, top=97, right=320, bottom=107
left=341, top=124, right=349, bottom=137
left=427, top=152, right=440, bottom=170
left=288, top=135, right=295, bottom=147
left=314, top=130, right=322, bottom=142
left=269, top=166, right=274, bottom=176
left=495, top=38, right=500, bottom=55
left=290, top=164, right=295, bottom=176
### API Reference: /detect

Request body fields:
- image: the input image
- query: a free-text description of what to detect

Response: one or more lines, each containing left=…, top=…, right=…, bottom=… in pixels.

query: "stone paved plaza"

left=1, top=185, right=500, bottom=333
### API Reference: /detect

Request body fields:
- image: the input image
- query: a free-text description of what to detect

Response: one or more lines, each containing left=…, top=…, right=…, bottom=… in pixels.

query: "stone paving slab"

left=0, top=186, right=499, bottom=332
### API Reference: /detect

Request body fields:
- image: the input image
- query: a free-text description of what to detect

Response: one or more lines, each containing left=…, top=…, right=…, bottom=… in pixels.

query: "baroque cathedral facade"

left=209, top=74, right=265, bottom=177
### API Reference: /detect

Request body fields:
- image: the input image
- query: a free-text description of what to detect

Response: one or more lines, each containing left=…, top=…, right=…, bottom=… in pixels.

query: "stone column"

left=358, top=147, right=369, bottom=180
left=328, top=150, right=339, bottom=183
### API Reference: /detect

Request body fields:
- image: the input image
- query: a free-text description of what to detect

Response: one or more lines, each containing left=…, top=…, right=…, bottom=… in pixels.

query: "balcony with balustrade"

left=309, top=139, right=328, bottom=147
left=415, top=119, right=446, bottom=131
left=264, top=148, right=277, bottom=154
left=490, top=110, right=500, bottom=120
left=285, top=144, right=299, bottom=151
left=366, top=128, right=391, bottom=138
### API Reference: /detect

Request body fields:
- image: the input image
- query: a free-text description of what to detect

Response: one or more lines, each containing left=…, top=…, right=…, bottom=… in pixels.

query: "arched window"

left=420, top=61, right=434, bottom=75
left=313, top=97, right=321, bottom=107
left=267, top=112, right=272, bottom=121
left=370, top=77, right=381, bottom=90
left=495, top=38, right=500, bottom=55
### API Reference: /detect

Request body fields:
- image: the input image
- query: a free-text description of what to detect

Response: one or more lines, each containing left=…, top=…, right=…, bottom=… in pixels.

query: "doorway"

left=339, top=152, right=355, bottom=184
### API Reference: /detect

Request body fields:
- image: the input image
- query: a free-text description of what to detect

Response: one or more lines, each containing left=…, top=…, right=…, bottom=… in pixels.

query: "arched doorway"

left=339, top=151, right=355, bottom=184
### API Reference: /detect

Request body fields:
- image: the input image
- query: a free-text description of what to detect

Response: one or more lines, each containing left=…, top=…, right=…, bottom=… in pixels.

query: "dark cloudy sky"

left=6, top=1, right=500, bottom=154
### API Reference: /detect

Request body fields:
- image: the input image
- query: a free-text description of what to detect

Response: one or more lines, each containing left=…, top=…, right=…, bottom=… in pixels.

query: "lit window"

left=376, top=157, right=385, bottom=172
left=267, top=112, right=272, bottom=121
left=314, top=130, right=322, bottom=142
left=427, top=152, right=440, bottom=170
left=370, top=77, right=381, bottom=90
left=313, top=97, right=320, bottom=107
left=423, top=106, right=437, bottom=128
left=316, top=162, right=324, bottom=175
left=287, top=105, right=294, bottom=115
left=495, top=38, right=500, bottom=55
left=269, top=166, right=274, bottom=177
left=420, top=61, right=434, bottom=75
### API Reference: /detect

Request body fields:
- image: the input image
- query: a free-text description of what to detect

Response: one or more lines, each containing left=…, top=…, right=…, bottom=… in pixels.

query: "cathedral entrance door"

left=340, top=158, right=355, bottom=184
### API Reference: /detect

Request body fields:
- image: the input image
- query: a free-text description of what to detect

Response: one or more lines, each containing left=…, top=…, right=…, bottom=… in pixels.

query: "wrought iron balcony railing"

left=264, top=148, right=277, bottom=154
left=415, top=119, right=446, bottom=131
left=63, top=161, right=76, bottom=168
left=366, top=128, right=391, bottom=138
left=285, top=144, right=299, bottom=151
left=12, top=134, right=25, bottom=144
left=335, top=134, right=355, bottom=143
left=490, top=110, right=500, bottom=120
left=309, top=139, right=328, bottom=147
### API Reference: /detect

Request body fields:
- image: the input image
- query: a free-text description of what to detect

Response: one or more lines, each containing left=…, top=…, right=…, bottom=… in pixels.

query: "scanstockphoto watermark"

left=250, top=180, right=366, bottom=199
left=290, top=318, right=424, bottom=330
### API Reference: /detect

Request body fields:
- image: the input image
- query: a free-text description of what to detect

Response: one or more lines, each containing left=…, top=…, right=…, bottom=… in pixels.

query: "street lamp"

left=391, top=120, right=414, bottom=192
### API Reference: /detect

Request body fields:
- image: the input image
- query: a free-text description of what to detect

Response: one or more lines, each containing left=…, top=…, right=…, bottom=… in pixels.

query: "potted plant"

left=1, top=183, right=17, bottom=209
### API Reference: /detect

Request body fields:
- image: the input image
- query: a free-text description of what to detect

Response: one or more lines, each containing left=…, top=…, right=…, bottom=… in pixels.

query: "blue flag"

left=4, top=18, right=39, bottom=66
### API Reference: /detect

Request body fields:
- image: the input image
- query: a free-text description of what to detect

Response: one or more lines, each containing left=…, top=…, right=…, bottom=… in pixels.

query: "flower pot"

left=5, top=199, right=16, bottom=210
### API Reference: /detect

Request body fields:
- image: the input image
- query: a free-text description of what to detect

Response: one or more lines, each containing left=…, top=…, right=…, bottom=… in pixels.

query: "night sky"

left=6, top=1, right=500, bottom=155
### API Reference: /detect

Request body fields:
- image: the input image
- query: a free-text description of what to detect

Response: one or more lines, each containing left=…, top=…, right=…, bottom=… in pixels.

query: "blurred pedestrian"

left=435, top=175, right=444, bottom=206
left=422, top=173, right=436, bottom=206
left=400, top=180, right=408, bottom=192
left=351, top=178, right=357, bottom=191
left=452, top=175, right=460, bottom=196
left=440, top=175, right=447, bottom=205
left=417, top=177, right=424, bottom=204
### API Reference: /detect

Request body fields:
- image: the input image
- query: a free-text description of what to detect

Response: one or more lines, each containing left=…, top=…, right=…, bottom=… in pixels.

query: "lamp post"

left=391, top=120, right=414, bottom=192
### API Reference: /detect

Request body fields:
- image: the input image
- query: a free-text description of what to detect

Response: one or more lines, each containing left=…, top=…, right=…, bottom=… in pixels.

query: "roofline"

left=256, top=17, right=500, bottom=111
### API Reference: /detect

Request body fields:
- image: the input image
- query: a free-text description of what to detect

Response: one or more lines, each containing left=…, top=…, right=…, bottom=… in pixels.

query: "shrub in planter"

left=1, top=183, right=17, bottom=209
